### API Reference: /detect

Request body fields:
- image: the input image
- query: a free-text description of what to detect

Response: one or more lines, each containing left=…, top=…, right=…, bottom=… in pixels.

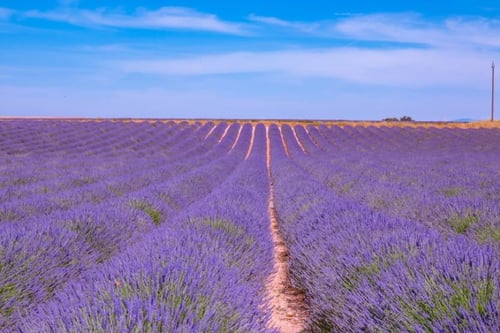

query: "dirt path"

left=290, top=126, right=307, bottom=154
left=217, top=123, right=231, bottom=143
left=244, top=125, right=256, bottom=160
left=304, top=126, right=321, bottom=148
left=204, top=123, right=217, bottom=139
left=265, top=126, right=308, bottom=333
left=228, top=124, right=243, bottom=153
left=278, top=126, right=290, bottom=158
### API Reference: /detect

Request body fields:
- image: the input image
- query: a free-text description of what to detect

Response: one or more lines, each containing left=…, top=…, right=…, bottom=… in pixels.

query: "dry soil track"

left=265, top=125, right=309, bottom=333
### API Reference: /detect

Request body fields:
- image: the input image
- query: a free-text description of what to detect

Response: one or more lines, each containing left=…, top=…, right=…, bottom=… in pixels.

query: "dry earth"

left=2, top=116, right=500, bottom=129
left=265, top=126, right=308, bottom=333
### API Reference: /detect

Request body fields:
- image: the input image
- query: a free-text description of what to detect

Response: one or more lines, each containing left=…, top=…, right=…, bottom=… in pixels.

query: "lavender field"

left=0, top=119, right=499, bottom=332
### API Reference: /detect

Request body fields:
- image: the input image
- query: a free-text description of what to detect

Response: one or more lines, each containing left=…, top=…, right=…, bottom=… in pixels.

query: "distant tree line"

left=382, top=116, right=414, bottom=122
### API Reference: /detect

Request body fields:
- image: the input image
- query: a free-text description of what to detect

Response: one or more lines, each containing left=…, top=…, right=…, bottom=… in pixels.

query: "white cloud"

left=334, top=13, right=500, bottom=49
left=246, top=12, right=500, bottom=50
left=443, top=17, right=500, bottom=48
left=8, top=6, right=500, bottom=49
left=23, top=7, right=248, bottom=34
left=117, top=47, right=492, bottom=89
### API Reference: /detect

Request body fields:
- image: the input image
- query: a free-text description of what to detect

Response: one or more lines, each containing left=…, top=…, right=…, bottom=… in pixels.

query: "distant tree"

left=400, top=116, right=414, bottom=122
left=382, top=117, right=399, bottom=122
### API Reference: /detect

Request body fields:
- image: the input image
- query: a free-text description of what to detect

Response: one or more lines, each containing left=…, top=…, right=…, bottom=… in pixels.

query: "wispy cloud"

left=334, top=13, right=500, bottom=49
left=7, top=6, right=500, bottom=48
left=117, top=47, right=490, bottom=89
left=23, top=7, right=248, bottom=34
left=441, top=17, right=500, bottom=48
left=246, top=12, right=500, bottom=49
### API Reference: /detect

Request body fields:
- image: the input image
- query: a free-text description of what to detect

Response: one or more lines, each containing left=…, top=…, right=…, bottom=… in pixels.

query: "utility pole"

left=492, top=61, right=495, bottom=121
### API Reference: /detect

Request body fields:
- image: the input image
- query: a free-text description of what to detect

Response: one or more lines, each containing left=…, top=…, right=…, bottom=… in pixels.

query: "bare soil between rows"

left=265, top=126, right=309, bottom=333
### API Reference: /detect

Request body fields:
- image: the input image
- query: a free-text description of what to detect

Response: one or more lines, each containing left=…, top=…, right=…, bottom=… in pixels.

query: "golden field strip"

left=1, top=116, right=500, bottom=129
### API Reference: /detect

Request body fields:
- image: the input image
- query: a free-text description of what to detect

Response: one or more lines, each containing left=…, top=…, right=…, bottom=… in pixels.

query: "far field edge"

left=1, top=116, right=500, bottom=129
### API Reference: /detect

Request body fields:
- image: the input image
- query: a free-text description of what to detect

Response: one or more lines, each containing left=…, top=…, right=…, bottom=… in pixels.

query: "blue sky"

left=1, top=1, right=499, bottom=120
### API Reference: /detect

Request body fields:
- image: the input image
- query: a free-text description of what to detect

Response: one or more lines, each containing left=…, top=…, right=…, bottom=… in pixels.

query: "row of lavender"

left=296, top=125, right=500, bottom=242
left=1, top=120, right=275, bottom=332
left=270, top=124, right=499, bottom=331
